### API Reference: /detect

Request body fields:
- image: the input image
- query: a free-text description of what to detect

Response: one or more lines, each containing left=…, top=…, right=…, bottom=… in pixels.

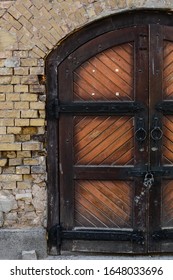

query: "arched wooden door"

left=47, top=14, right=173, bottom=254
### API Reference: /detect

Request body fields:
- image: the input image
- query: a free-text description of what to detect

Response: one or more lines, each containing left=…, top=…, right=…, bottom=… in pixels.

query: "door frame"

left=46, top=10, right=173, bottom=254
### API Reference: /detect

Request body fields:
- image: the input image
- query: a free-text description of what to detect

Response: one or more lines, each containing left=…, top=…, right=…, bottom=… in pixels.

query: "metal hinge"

left=155, top=101, right=173, bottom=114
left=47, top=99, right=144, bottom=119
left=152, top=229, right=173, bottom=241
left=48, top=225, right=145, bottom=246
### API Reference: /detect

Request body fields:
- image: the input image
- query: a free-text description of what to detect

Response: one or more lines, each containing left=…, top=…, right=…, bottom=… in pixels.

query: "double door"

left=58, top=24, right=173, bottom=253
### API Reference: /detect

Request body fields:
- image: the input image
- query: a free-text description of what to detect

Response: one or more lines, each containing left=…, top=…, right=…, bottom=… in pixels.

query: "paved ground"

left=46, top=253, right=173, bottom=259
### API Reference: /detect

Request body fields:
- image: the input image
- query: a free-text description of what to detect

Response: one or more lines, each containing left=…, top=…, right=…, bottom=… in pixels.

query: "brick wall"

left=0, top=0, right=173, bottom=229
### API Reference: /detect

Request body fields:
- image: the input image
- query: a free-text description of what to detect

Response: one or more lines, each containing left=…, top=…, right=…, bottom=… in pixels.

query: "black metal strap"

left=152, top=229, right=173, bottom=241
left=47, top=100, right=144, bottom=119
left=156, top=101, right=173, bottom=114
left=48, top=226, right=145, bottom=246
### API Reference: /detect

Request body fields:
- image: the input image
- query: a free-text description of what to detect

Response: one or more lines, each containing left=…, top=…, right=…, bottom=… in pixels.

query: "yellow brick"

left=14, top=67, right=29, bottom=75
left=23, top=158, right=39, bottom=165
left=14, top=102, right=29, bottom=109
left=32, top=47, right=45, bottom=58
left=29, top=67, right=44, bottom=75
left=30, top=85, right=45, bottom=93
left=0, top=119, right=14, bottom=126
left=11, top=76, right=21, bottom=84
left=17, top=181, right=31, bottom=189
left=0, top=181, right=16, bottom=189
left=6, top=93, right=20, bottom=101
left=17, top=151, right=31, bottom=158
left=6, top=151, right=16, bottom=158
left=21, top=110, right=38, bottom=118
left=0, top=159, right=7, bottom=167
left=22, top=141, right=42, bottom=151
left=21, top=75, right=39, bottom=85
left=30, top=119, right=45, bottom=126
left=14, top=85, right=28, bottom=92
left=0, top=174, right=22, bottom=182
left=0, top=94, right=5, bottom=101
left=15, top=135, right=30, bottom=142
left=0, top=76, right=11, bottom=84
left=22, top=126, right=37, bottom=135
left=0, top=85, right=13, bottom=92
left=0, top=68, right=13, bottom=75
left=9, top=158, right=22, bottom=166
left=0, top=102, right=13, bottom=109
left=16, top=166, right=30, bottom=174
left=0, top=135, right=15, bottom=142
left=30, top=101, right=45, bottom=110
left=0, top=110, right=20, bottom=118
left=0, top=127, right=6, bottom=134
left=15, top=119, right=29, bottom=126
left=0, top=143, right=21, bottom=151
left=21, top=58, right=37, bottom=67
left=3, top=13, right=22, bottom=30
left=7, top=127, right=22, bottom=134
left=21, top=94, right=38, bottom=101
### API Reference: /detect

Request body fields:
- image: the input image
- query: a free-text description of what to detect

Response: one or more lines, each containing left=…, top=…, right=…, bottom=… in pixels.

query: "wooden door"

left=50, top=24, right=173, bottom=254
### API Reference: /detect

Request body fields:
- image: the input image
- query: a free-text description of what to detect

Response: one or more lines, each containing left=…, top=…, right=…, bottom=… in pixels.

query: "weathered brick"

left=22, top=127, right=37, bottom=135
left=13, top=51, right=29, bottom=58
left=0, top=127, right=6, bottom=134
left=21, top=110, right=38, bottom=118
left=0, top=135, right=15, bottom=142
left=5, top=57, right=20, bottom=67
left=7, top=127, right=22, bottom=134
left=0, top=51, right=12, bottom=59
left=15, top=119, right=30, bottom=126
left=21, top=94, right=38, bottom=101
left=0, top=102, right=13, bottom=109
left=6, top=151, right=16, bottom=159
left=17, top=181, right=31, bottom=190
left=0, top=159, right=7, bottom=167
left=0, top=143, right=21, bottom=151
left=2, top=167, right=15, bottom=174
left=22, top=142, right=42, bottom=151
left=3, top=13, right=22, bottom=30
left=16, top=193, right=32, bottom=200
left=21, top=58, right=37, bottom=67
left=30, top=119, right=45, bottom=126
left=29, top=67, right=44, bottom=75
left=0, top=119, right=14, bottom=126
left=0, top=85, right=13, bottom=92
left=14, top=67, right=29, bottom=75
left=30, top=85, right=45, bottom=93
left=0, top=174, right=22, bottom=182
left=23, top=158, right=39, bottom=165
left=14, top=102, right=29, bottom=109
left=0, top=76, right=11, bottom=84
left=0, top=68, right=13, bottom=75
left=30, top=101, right=45, bottom=110
left=0, top=110, right=20, bottom=118
left=0, top=94, right=5, bottom=101
left=14, top=85, right=28, bottom=92
left=9, top=158, right=22, bottom=166
left=6, top=93, right=20, bottom=101
left=16, top=166, right=30, bottom=175
left=15, top=135, right=30, bottom=142
left=17, top=151, right=31, bottom=158
left=21, top=75, right=39, bottom=85
left=0, top=181, right=16, bottom=189
left=11, top=76, right=21, bottom=84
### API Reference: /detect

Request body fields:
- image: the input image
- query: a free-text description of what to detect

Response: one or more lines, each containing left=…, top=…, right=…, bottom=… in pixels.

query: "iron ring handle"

left=151, top=126, right=163, bottom=141
left=135, top=127, right=147, bottom=142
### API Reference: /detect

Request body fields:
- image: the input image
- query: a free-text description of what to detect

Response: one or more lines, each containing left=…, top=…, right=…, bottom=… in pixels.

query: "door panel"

left=163, top=41, right=173, bottom=99
left=74, top=180, right=133, bottom=228
left=73, top=43, right=134, bottom=101
left=74, top=116, right=134, bottom=165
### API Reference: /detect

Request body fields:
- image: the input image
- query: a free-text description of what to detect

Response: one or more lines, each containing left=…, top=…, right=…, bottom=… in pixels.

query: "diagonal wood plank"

left=73, top=43, right=134, bottom=101
left=75, top=180, right=133, bottom=228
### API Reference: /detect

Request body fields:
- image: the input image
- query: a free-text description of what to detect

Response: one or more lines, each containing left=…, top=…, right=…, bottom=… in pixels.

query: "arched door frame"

left=46, top=10, right=173, bottom=254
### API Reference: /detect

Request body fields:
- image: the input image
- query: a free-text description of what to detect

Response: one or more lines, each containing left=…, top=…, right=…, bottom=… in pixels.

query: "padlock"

left=143, top=172, right=154, bottom=188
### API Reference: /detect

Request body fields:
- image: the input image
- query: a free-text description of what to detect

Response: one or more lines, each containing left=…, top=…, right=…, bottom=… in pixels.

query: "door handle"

left=151, top=116, right=163, bottom=141
left=135, top=117, right=147, bottom=142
